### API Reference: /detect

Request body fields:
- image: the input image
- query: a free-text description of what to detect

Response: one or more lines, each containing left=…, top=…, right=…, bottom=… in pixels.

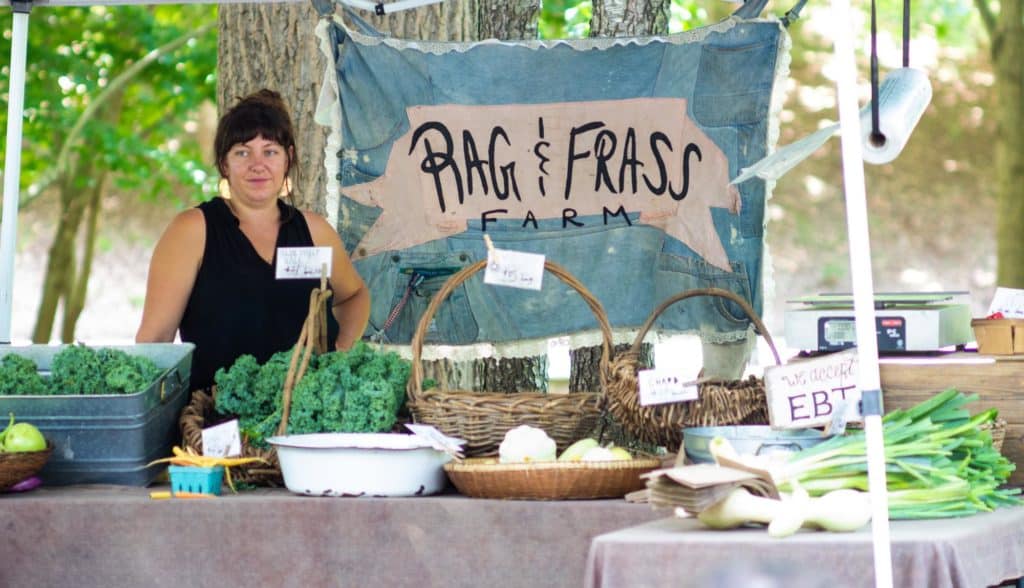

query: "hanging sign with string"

left=319, top=11, right=792, bottom=346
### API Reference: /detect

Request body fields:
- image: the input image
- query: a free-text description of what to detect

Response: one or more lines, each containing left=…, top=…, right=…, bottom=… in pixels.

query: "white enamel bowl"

left=267, top=433, right=455, bottom=497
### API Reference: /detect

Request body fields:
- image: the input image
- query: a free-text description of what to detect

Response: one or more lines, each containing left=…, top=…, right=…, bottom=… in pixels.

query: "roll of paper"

left=859, top=67, right=933, bottom=165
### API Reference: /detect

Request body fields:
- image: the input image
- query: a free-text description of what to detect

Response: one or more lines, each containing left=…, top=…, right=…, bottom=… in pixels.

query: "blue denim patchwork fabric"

left=325, top=16, right=788, bottom=346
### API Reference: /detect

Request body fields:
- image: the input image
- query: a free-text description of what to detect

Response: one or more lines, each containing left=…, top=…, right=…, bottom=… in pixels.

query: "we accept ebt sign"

left=764, top=349, right=863, bottom=429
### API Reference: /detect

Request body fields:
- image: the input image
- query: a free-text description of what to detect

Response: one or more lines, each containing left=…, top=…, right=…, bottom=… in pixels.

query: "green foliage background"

left=1, top=5, right=218, bottom=207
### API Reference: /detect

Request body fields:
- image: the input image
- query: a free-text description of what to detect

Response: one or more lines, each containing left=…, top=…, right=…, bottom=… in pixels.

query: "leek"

left=776, top=388, right=1020, bottom=519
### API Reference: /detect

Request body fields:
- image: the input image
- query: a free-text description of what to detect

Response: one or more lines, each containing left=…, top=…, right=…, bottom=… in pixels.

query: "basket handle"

left=626, top=287, right=782, bottom=367
left=407, top=259, right=615, bottom=403
left=277, top=272, right=332, bottom=436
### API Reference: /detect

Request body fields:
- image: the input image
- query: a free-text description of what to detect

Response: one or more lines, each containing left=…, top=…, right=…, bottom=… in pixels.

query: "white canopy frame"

left=0, top=2, right=895, bottom=584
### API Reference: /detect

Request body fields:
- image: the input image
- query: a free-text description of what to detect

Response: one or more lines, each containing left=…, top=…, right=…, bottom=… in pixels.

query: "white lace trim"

left=315, top=18, right=343, bottom=227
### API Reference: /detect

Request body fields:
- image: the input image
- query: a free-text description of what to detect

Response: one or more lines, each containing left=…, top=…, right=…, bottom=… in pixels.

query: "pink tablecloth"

left=0, top=485, right=661, bottom=588
left=586, top=508, right=1024, bottom=588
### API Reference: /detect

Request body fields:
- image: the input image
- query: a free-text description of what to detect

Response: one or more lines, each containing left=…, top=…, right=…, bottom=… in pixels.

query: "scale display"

left=817, top=316, right=906, bottom=352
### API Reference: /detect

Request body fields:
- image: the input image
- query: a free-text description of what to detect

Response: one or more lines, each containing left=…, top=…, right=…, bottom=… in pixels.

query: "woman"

left=136, top=89, right=370, bottom=390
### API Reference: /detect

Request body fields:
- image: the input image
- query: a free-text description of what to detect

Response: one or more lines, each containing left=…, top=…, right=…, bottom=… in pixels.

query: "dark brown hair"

left=214, top=89, right=299, bottom=205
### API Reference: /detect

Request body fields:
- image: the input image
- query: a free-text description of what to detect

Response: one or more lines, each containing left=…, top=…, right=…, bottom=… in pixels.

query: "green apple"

left=3, top=422, right=47, bottom=453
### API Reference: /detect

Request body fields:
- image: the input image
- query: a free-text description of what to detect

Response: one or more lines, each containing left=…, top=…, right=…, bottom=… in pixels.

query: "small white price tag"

left=637, top=368, right=699, bottom=407
left=987, top=287, right=1024, bottom=318
left=484, top=248, right=545, bottom=291
left=404, top=423, right=466, bottom=459
left=202, top=419, right=241, bottom=458
left=276, top=246, right=333, bottom=280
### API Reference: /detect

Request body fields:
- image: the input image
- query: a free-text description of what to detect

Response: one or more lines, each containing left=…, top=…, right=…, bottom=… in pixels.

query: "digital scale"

left=784, top=291, right=974, bottom=353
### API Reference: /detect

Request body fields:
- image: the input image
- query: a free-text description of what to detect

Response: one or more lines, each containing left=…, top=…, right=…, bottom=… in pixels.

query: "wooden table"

left=586, top=508, right=1024, bottom=588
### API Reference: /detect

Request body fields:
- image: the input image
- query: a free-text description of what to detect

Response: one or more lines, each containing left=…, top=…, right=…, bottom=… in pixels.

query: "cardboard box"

left=971, top=318, right=1024, bottom=355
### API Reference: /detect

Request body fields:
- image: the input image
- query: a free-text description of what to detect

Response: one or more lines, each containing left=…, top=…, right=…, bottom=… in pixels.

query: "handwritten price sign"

left=637, top=368, right=699, bottom=406
left=484, top=248, right=545, bottom=291
left=764, top=348, right=862, bottom=429
left=276, top=246, right=333, bottom=280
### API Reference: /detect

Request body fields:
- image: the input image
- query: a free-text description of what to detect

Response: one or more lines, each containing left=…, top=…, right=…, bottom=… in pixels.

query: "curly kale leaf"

left=0, top=354, right=49, bottom=396
left=255, top=348, right=300, bottom=413
left=97, top=348, right=162, bottom=394
left=49, top=344, right=105, bottom=395
left=214, top=354, right=265, bottom=426
left=340, top=378, right=398, bottom=433
left=244, top=406, right=283, bottom=450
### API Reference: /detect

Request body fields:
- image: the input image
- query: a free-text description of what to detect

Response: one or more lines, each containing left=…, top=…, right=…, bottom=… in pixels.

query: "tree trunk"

left=217, top=3, right=328, bottom=214
left=31, top=158, right=97, bottom=343
left=569, top=342, right=652, bottom=392
left=61, top=171, right=106, bottom=342
left=589, top=0, right=670, bottom=37
left=992, top=0, right=1024, bottom=288
left=363, top=0, right=477, bottom=40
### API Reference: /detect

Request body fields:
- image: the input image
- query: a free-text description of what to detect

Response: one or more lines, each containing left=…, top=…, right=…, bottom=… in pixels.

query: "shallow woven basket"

left=604, top=288, right=779, bottom=450
left=982, top=418, right=1007, bottom=453
left=444, top=456, right=662, bottom=500
left=0, top=445, right=53, bottom=491
left=407, top=260, right=613, bottom=457
left=180, top=388, right=283, bottom=486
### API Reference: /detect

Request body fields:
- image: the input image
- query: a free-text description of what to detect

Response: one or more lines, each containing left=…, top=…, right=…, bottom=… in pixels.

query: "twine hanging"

left=277, top=267, right=332, bottom=436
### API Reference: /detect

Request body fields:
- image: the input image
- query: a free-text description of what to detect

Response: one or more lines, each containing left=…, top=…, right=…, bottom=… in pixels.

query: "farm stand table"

left=0, top=485, right=662, bottom=588
left=586, top=508, right=1024, bottom=588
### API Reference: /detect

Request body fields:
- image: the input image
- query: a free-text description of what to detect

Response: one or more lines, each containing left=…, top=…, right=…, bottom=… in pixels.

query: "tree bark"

left=589, top=0, right=670, bottom=37
left=990, top=0, right=1024, bottom=288
left=31, top=155, right=98, bottom=343
left=217, top=3, right=329, bottom=214
left=61, top=172, right=106, bottom=343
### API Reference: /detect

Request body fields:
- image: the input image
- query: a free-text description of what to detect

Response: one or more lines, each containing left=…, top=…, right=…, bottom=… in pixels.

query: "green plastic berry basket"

left=168, top=465, right=224, bottom=496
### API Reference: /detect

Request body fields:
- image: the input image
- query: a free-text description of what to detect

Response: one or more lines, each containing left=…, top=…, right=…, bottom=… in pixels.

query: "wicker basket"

left=0, top=445, right=53, bottom=491
left=180, top=388, right=283, bottom=486
left=604, top=288, right=780, bottom=450
left=407, top=260, right=613, bottom=457
left=444, top=456, right=662, bottom=500
left=179, top=279, right=334, bottom=486
left=983, top=418, right=1007, bottom=453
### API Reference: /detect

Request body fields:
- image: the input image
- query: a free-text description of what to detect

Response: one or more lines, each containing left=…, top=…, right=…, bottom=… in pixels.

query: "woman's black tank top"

left=179, top=197, right=339, bottom=390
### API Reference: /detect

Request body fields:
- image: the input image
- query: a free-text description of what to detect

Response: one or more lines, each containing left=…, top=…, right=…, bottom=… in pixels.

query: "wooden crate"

left=878, top=353, right=1024, bottom=486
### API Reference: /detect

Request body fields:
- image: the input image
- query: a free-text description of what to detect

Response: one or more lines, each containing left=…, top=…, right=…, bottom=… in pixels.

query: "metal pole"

left=827, top=1, right=894, bottom=586
left=0, top=1, right=32, bottom=344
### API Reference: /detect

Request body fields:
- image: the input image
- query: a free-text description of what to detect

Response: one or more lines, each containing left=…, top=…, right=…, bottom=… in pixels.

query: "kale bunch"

left=0, top=354, right=49, bottom=396
left=48, top=344, right=104, bottom=395
left=48, top=345, right=162, bottom=395
left=215, top=341, right=412, bottom=446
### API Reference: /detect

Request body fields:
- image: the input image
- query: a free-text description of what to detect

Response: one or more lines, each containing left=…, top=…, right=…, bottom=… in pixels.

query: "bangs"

left=215, top=103, right=294, bottom=165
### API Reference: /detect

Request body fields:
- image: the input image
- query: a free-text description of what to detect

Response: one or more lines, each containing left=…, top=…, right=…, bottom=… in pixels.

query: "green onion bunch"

left=777, top=388, right=1020, bottom=519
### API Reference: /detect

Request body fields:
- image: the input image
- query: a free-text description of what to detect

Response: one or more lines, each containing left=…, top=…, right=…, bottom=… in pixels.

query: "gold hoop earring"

left=219, top=178, right=231, bottom=199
